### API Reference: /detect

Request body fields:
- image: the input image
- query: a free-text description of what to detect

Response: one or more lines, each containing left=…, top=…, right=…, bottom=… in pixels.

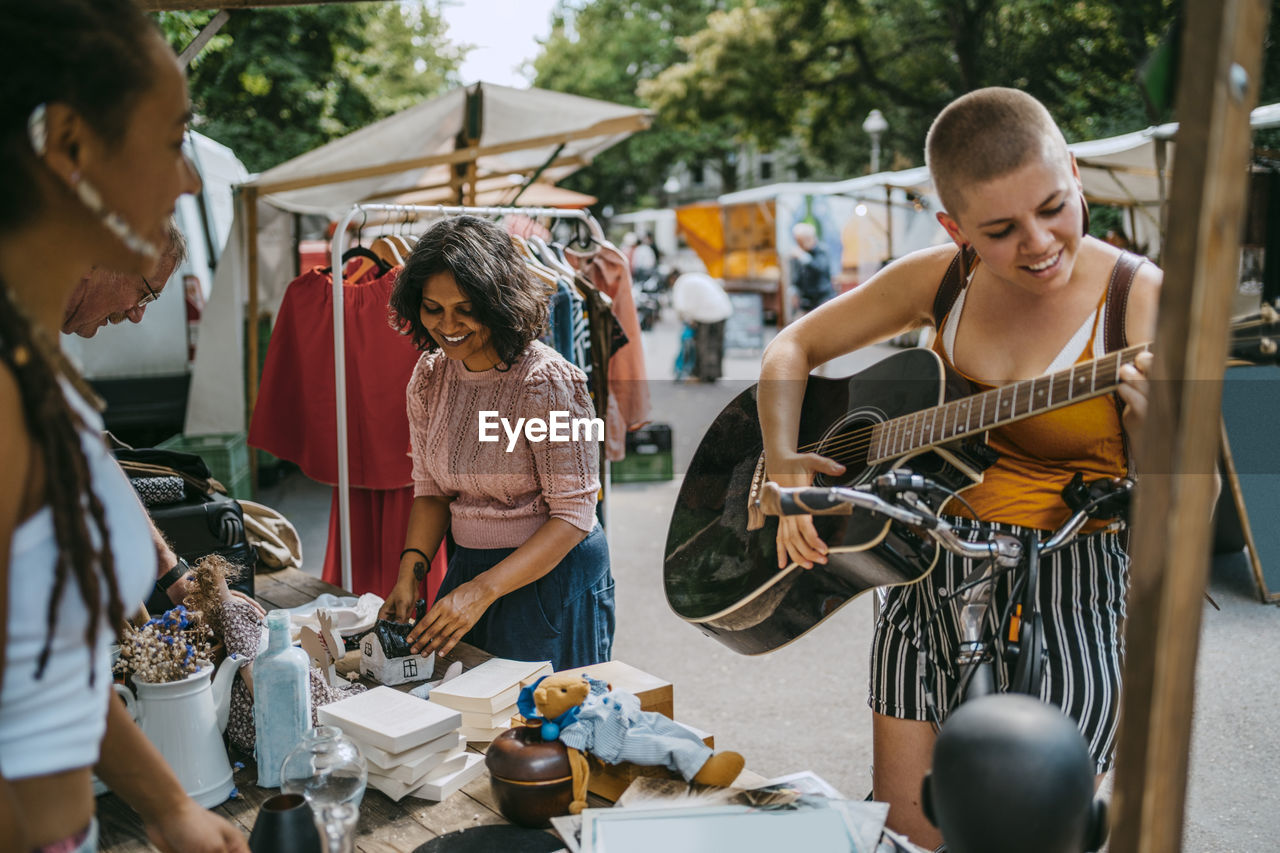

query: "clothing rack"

left=329, top=203, right=607, bottom=591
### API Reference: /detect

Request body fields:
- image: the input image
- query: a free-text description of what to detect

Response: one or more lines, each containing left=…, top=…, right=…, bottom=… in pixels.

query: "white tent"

left=184, top=82, right=650, bottom=436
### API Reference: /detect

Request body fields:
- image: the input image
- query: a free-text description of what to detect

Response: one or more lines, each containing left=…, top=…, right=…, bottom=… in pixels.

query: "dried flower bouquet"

left=115, top=604, right=213, bottom=684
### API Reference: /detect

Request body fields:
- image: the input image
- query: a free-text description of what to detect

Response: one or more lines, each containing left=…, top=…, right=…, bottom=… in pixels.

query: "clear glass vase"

left=280, top=725, right=367, bottom=853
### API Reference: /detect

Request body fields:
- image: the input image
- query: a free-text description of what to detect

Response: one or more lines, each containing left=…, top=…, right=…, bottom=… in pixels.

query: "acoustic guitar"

left=663, top=307, right=1280, bottom=655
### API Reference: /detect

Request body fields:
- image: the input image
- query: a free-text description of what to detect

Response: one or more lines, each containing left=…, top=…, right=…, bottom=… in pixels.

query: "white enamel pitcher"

left=113, top=655, right=245, bottom=808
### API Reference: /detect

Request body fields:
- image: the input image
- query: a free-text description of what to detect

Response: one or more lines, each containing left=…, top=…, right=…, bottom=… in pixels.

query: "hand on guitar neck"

left=1115, top=350, right=1154, bottom=438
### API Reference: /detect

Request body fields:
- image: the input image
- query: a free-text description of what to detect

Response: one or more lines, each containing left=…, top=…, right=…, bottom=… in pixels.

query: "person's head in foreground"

left=922, top=694, right=1107, bottom=853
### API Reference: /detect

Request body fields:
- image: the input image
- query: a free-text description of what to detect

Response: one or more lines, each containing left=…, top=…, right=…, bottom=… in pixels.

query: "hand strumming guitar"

left=767, top=451, right=846, bottom=570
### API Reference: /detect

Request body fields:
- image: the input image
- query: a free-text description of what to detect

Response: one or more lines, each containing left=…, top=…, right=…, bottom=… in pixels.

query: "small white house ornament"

left=359, top=630, right=434, bottom=686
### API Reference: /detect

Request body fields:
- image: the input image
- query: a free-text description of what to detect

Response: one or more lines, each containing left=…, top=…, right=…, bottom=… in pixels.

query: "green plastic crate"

left=157, top=431, right=252, bottom=499
left=612, top=424, right=674, bottom=483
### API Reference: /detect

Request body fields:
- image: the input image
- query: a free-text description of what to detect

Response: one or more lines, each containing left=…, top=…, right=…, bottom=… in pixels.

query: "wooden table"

left=97, top=567, right=560, bottom=853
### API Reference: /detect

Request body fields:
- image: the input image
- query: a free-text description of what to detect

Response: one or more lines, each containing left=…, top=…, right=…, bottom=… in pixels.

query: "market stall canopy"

left=391, top=181, right=596, bottom=209
left=184, top=82, right=644, bottom=437
left=246, top=81, right=650, bottom=216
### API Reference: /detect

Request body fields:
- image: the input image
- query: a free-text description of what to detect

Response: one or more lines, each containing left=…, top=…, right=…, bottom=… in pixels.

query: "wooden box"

left=554, top=660, right=674, bottom=720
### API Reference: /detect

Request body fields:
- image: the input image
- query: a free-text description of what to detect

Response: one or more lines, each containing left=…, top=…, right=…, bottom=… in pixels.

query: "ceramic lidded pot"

left=485, top=726, right=575, bottom=828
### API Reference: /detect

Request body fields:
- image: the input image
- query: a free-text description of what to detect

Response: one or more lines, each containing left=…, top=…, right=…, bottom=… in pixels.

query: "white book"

left=316, top=687, right=461, bottom=754
left=460, top=701, right=518, bottom=730
left=375, top=745, right=467, bottom=787
left=409, top=751, right=486, bottom=802
left=361, top=731, right=466, bottom=772
left=428, top=658, right=552, bottom=714
left=367, top=749, right=468, bottom=803
left=459, top=723, right=512, bottom=743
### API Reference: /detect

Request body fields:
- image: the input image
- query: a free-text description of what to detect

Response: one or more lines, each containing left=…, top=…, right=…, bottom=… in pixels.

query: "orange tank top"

left=931, top=263, right=1129, bottom=531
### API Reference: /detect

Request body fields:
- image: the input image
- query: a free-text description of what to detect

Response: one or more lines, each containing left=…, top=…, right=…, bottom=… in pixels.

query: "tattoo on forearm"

left=414, top=560, right=426, bottom=583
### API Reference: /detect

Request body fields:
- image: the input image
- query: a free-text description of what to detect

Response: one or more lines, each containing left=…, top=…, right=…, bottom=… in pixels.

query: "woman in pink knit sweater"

left=379, top=216, right=614, bottom=671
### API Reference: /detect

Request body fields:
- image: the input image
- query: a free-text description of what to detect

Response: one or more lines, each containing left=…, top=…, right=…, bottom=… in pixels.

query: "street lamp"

left=663, top=175, right=682, bottom=207
left=862, top=109, right=888, bottom=174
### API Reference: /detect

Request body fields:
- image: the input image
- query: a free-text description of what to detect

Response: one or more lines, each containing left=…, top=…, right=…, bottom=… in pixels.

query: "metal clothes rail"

left=329, top=203, right=604, bottom=591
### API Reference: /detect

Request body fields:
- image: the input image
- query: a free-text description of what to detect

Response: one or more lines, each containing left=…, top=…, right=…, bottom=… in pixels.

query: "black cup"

left=248, top=793, right=323, bottom=853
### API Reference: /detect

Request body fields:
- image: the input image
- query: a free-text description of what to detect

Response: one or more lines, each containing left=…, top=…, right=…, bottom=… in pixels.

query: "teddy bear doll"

left=516, top=672, right=745, bottom=814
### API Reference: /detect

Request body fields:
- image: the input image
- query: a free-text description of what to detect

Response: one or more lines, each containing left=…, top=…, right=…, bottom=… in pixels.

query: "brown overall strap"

left=1103, top=251, right=1145, bottom=353
left=932, top=245, right=977, bottom=328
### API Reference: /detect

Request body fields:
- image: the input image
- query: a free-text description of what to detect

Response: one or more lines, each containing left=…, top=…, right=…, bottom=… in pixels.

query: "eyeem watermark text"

left=479, top=410, right=604, bottom=452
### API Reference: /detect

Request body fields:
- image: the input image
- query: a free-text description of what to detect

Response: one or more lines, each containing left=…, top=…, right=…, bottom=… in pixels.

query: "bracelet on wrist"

left=400, top=547, right=432, bottom=568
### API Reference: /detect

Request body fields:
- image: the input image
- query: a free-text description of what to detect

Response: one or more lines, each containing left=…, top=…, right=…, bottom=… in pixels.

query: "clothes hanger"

left=511, top=235, right=560, bottom=295
left=339, top=245, right=392, bottom=275
left=529, top=235, right=575, bottom=279
left=370, top=234, right=404, bottom=266
left=391, top=210, right=415, bottom=256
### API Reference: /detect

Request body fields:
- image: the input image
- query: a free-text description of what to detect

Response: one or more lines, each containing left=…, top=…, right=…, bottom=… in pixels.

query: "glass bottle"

left=281, top=726, right=367, bottom=853
left=253, top=610, right=312, bottom=788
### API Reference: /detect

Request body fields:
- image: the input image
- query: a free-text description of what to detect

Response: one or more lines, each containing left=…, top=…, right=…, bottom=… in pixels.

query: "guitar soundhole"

left=813, top=413, right=878, bottom=487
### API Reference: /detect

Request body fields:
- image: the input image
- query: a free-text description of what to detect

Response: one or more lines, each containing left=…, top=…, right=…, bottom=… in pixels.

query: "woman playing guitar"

left=759, top=88, right=1161, bottom=848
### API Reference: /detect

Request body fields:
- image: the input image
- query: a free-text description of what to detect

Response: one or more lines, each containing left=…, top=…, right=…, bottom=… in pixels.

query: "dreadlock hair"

left=0, top=0, right=162, bottom=683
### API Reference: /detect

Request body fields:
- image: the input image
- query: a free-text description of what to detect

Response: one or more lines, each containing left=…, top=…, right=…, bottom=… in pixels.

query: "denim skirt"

left=438, top=524, right=614, bottom=671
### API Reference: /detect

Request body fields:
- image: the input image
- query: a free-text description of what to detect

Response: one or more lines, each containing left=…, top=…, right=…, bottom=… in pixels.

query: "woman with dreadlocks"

left=0, top=1, right=247, bottom=850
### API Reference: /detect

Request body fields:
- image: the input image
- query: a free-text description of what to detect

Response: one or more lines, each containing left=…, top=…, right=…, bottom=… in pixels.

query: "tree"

left=640, top=0, right=1196, bottom=181
left=531, top=0, right=744, bottom=209
left=154, top=4, right=464, bottom=173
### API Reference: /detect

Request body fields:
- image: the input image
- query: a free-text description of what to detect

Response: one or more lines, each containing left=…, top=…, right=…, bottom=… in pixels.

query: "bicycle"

left=759, top=470, right=1134, bottom=725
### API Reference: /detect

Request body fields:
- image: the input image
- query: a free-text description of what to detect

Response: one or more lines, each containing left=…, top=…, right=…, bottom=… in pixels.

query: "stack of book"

left=316, top=686, right=483, bottom=802
left=428, top=658, right=553, bottom=742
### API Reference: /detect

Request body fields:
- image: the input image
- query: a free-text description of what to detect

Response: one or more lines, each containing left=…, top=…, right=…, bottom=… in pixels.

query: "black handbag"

left=113, top=443, right=257, bottom=613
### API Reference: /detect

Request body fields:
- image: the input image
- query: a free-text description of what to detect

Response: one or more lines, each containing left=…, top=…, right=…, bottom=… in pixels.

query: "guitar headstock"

left=1229, top=299, right=1280, bottom=365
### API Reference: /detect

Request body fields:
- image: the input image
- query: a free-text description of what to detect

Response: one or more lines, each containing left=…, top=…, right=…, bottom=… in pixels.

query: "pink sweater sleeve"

left=406, top=355, right=446, bottom=499
left=521, top=360, right=600, bottom=534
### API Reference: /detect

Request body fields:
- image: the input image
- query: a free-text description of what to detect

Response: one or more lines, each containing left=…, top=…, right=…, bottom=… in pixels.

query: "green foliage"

left=532, top=0, right=743, bottom=208
left=155, top=4, right=463, bottom=173
left=642, top=0, right=1187, bottom=185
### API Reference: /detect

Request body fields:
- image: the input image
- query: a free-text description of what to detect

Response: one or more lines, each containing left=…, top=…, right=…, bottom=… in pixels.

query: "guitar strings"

left=794, top=333, right=1278, bottom=461
left=787, top=325, right=1277, bottom=462
left=792, top=348, right=1149, bottom=459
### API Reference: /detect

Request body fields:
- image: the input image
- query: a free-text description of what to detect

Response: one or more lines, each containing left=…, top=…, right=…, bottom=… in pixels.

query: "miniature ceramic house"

left=359, top=628, right=433, bottom=686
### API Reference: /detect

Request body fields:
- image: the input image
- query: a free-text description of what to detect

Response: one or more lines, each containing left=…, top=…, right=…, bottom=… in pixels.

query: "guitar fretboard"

left=868, top=343, right=1149, bottom=462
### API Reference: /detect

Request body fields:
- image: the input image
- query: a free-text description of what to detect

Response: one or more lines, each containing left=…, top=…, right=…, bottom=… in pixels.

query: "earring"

left=1079, top=192, right=1091, bottom=237
left=27, top=103, right=48, bottom=157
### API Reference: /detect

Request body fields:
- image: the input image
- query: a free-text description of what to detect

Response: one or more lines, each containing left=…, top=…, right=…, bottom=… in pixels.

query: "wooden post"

left=1109, top=2, right=1270, bottom=851
left=243, top=186, right=260, bottom=489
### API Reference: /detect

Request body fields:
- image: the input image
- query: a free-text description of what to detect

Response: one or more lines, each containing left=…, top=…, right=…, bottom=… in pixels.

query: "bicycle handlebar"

left=759, top=473, right=1131, bottom=564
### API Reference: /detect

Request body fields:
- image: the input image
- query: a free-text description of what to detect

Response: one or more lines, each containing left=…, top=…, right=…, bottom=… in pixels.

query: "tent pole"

left=244, top=185, right=260, bottom=490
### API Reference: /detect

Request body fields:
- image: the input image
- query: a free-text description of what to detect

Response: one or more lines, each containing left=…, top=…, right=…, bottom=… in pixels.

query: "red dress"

left=249, top=260, right=445, bottom=601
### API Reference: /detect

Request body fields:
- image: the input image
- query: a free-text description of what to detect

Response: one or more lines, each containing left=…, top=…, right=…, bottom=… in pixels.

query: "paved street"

left=262, top=295, right=1280, bottom=851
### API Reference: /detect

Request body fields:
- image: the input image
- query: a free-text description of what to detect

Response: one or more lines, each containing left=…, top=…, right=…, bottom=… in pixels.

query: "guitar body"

left=663, top=348, right=994, bottom=655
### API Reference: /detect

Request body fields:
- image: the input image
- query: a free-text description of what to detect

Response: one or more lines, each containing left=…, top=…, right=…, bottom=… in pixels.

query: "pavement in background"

left=259, top=295, right=1280, bottom=851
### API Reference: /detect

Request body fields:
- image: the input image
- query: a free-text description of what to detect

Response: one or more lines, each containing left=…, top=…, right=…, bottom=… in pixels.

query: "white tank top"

left=0, top=381, right=155, bottom=779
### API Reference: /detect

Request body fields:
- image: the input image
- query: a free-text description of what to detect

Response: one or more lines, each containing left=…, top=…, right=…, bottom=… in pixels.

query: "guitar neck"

left=868, top=343, right=1150, bottom=463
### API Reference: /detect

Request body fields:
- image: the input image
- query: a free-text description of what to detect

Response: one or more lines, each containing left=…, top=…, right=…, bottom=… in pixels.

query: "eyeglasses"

left=136, top=277, right=160, bottom=310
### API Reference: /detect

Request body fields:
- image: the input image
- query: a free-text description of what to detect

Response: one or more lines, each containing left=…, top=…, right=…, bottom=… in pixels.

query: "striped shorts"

left=868, top=520, right=1129, bottom=773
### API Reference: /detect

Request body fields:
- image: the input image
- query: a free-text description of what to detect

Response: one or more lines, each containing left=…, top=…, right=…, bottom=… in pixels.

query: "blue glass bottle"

left=254, top=610, right=312, bottom=788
